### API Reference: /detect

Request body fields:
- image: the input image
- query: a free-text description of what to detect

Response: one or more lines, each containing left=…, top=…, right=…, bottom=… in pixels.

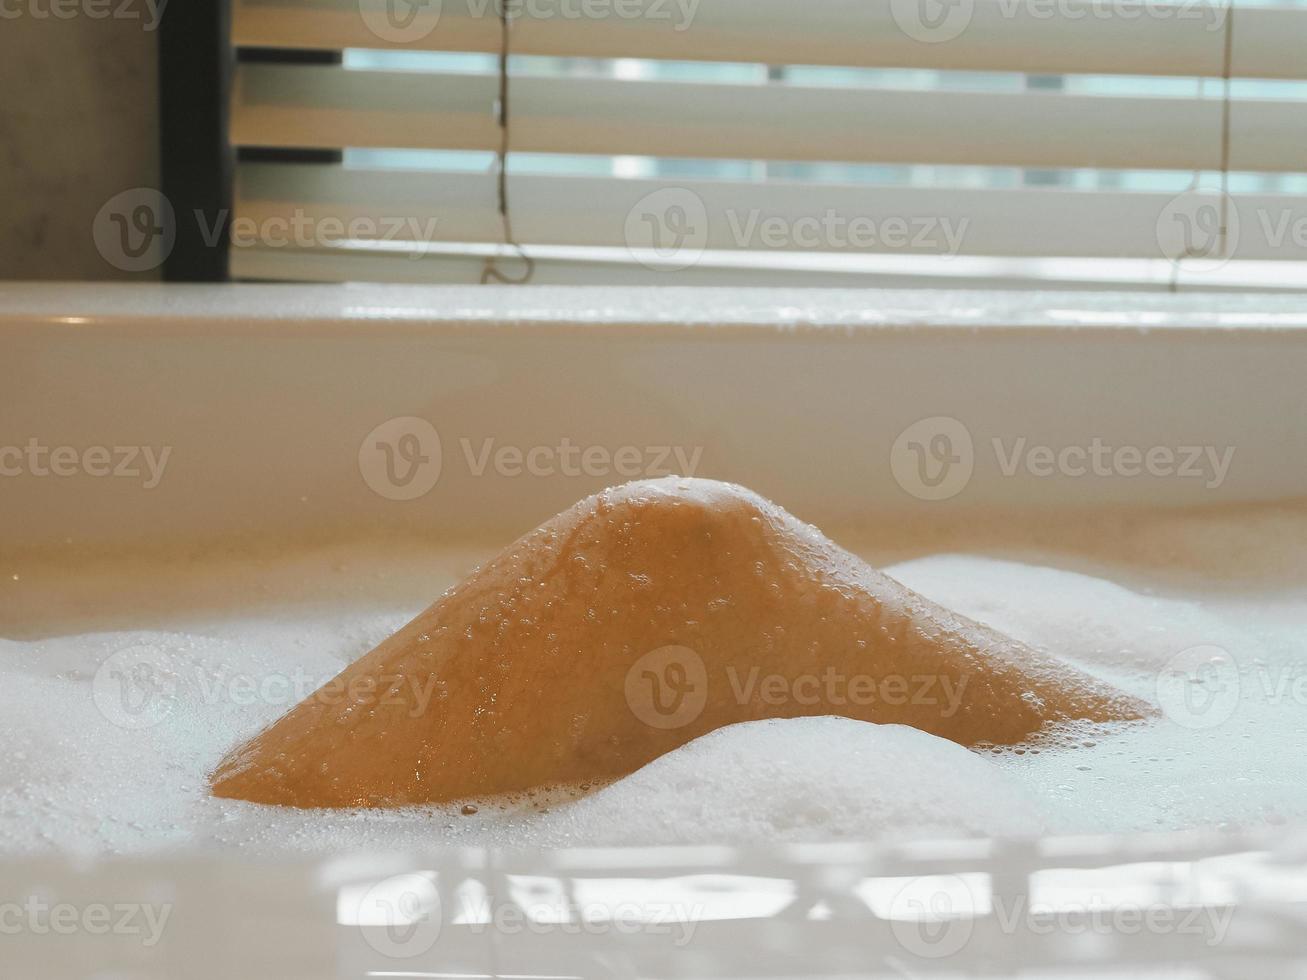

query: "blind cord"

left=480, top=0, right=535, bottom=285
left=1171, top=0, right=1235, bottom=293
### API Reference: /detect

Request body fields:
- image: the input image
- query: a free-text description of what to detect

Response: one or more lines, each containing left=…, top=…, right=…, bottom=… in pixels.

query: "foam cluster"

left=2, top=508, right=1306, bottom=855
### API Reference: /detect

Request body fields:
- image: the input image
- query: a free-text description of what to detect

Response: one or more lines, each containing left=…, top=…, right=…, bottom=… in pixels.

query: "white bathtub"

left=3, top=282, right=1306, bottom=978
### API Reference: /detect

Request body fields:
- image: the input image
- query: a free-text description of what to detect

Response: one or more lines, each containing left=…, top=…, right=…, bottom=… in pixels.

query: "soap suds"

left=522, top=717, right=1046, bottom=845
left=2, top=505, right=1305, bottom=855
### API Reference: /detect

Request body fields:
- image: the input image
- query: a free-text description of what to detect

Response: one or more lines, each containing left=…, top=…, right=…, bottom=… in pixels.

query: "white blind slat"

left=231, top=64, right=1307, bottom=173
left=232, top=0, right=1307, bottom=81
left=235, top=162, right=1307, bottom=262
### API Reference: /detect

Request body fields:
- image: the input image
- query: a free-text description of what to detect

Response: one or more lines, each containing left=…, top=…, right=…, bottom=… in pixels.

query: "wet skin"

left=211, top=478, right=1150, bottom=807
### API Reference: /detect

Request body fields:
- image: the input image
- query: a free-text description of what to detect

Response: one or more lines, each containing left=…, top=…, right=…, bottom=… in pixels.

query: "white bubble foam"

left=884, top=555, right=1264, bottom=690
left=520, top=717, right=1046, bottom=845
left=2, top=507, right=1306, bottom=855
left=885, top=554, right=1307, bottom=835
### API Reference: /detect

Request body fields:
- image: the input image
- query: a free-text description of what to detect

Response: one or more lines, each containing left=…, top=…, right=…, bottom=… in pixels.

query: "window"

left=201, top=0, right=1307, bottom=288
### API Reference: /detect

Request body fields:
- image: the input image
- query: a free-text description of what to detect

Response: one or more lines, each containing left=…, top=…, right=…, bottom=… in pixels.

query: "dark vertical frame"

left=158, top=0, right=234, bottom=281
left=158, top=3, right=346, bottom=281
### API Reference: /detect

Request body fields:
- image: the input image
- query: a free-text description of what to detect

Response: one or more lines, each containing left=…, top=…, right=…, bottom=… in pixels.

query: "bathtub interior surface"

left=5, top=834, right=1306, bottom=979
left=5, top=283, right=1307, bottom=558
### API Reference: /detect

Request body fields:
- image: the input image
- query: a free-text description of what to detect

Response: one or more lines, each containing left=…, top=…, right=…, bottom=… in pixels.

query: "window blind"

left=229, top=0, right=1307, bottom=289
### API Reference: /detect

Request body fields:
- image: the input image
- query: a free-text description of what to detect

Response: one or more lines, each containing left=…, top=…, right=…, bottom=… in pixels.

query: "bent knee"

left=593, top=478, right=773, bottom=532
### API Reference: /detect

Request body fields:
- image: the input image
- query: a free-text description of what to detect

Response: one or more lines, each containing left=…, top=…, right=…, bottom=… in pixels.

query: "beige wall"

left=0, top=11, right=160, bottom=280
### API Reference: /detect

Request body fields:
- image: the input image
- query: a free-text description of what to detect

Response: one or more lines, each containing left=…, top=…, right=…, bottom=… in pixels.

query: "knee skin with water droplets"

left=211, top=478, right=1149, bottom=807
